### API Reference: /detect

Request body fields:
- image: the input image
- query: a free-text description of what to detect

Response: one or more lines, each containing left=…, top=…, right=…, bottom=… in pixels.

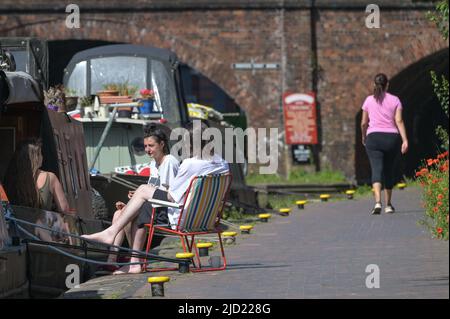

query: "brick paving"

left=64, top=187, right=449, bottom=299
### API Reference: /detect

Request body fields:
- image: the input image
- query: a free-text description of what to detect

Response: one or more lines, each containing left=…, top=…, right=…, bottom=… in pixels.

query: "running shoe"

left=371, top=202, right=382, bottom=215
left=384, top=204, right=395, bottom=214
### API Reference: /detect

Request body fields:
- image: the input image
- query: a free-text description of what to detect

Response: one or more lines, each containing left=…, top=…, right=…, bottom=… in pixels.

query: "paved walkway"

left=64, top=187, right=449, bottom=299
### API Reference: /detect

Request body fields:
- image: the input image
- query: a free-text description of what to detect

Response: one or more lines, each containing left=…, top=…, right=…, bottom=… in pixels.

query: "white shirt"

left=168, top=155, right=229, bottom=228
left=168, top=154, right=230, bottom=205
left=147, top=155, right=180, bottom=227
left=147, top=154, right=180, bottom=191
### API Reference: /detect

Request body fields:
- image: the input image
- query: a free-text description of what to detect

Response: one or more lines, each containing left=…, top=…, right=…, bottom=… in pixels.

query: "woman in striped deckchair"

left=82, top=121, right=229, bottom=274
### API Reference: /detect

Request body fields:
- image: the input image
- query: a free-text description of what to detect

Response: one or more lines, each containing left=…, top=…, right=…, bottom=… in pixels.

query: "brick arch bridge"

left=1, top=0, right=448, bottom=180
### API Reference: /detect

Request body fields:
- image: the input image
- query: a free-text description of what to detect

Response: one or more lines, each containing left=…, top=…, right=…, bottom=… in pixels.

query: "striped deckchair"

left=144, top=173, right=232, bottom=272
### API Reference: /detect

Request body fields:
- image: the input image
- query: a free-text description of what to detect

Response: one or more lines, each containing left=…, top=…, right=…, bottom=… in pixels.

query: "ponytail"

left=373, top=73, right=388, bottom=103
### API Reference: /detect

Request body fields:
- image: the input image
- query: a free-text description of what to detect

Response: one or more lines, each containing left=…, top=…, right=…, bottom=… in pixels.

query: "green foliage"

left=64, top=87, right=77, bottom=97
left=354, top=184, right=373, bottom=197
left=417, top=2, right=450, bottom=241
left=222, top=206, right=245, bottom=220
left=430, top=71, right=449, bottom=150
left=103, top=81, right=138, bottom=96
left=427, top=0, right=449, bottom=40
left=246, top=167, right=347, bottom=186
left=79, top=96, right=93, bottom=107
left=415, top=152, right=449, bottom=240
left=266, top=194, right=300, bottom=210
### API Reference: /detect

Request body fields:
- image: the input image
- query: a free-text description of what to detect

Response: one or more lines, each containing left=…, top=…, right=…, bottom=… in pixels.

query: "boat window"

left=66, top=61, right=87, bottom=97
left=151, top=60, right=180, bottom=122
left=5, top=49, right=28, bottom=73
left=90, top=56, right=146, bottom=96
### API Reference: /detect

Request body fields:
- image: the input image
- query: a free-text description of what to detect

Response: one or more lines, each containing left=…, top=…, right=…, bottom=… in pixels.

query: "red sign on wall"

left=283, top=92, right=318, bottom=145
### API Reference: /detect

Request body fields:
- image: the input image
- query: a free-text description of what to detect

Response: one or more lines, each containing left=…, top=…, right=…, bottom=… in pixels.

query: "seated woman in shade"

left=3, top=138, right=73, bottom=242
left=82, top=121, right=229, bottom=274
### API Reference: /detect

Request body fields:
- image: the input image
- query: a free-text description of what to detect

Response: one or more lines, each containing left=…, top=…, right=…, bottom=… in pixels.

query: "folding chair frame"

left=144, top=173, right=232, bottom=273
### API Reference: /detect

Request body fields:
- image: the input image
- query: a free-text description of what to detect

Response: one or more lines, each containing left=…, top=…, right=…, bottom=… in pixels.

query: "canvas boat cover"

left=0, top=70, right=43, bottom=105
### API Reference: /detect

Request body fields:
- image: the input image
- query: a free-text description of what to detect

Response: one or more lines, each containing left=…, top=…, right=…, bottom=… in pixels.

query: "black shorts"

left=153, top=189, right=169, bottom=201
left=136, top=189, right=169, bottom=228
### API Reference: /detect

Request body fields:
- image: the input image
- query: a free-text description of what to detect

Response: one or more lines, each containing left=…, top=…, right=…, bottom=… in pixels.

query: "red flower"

left=433, top=207, right=439, bottom=213
left=437, top=227, right=443, bottom=234
left=437, top=194, right=444, bottom=200
left=139, top=88, right=154, bottom=99
left=437, top=201, right=443, bottom=206
left=427, top=159, right=434, bottom=166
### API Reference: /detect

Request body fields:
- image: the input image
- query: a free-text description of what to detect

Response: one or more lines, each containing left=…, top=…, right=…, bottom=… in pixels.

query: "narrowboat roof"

left=66, top=44, right=180, bottom=67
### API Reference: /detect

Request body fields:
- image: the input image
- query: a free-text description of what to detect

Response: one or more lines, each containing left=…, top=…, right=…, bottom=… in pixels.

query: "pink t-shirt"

left=362, top=92, right=402, bottom=135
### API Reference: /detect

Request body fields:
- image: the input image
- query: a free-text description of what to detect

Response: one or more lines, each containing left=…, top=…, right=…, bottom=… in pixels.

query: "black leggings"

left=365, top=132, right=401, bottom=190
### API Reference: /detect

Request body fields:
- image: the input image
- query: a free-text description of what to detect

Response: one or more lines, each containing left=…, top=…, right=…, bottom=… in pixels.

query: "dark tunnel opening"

left=355, top=48, right=449, bottom=184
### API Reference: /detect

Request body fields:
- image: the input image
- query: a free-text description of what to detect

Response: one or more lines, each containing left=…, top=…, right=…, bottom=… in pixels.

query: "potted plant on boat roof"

left=98, top=81, right=137, bottom=105
left=44, top=84, right=66, bottom=112
left=97, top=83, right=119, bottom=97
left=79, top=96, right=93, bottom=117
left=139, top=88, right=156, bottom=115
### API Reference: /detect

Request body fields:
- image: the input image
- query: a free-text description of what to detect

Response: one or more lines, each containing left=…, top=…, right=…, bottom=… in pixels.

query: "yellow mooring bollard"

left=320, top=194, right=331, bottom=202
left=240, top=225, right=253, bottom=234
left=197, top=242, right=213, bottom=257
left=279, top=208, right=291, bottom=216
left=397, top=183, right=407, bottom=190
left=345, top=190, right=356, bottom=199
left=175, top=252, right=195, bottom=273
left=222, top=231, right=237, bottom=244
left=258, top=213, right=271, bottom=222
left=296, top=200, right=307, bottom=209
left=148, top=276, right=170, bottom=297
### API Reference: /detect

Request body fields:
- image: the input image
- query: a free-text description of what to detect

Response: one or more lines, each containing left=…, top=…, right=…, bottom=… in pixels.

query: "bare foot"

left=113, top=265, right=129, bottom=275
left=81, top=229, right=115, bottom=246
left=112, top=264, right=143, bottom=275
left=127, top=264, right=143, bottom=274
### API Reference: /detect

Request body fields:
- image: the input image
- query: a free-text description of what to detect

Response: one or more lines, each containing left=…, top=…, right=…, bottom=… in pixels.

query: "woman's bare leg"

left=384, top=188, right=393, bottom=205
left=114, top=221, right=147, bottom=274
left=107, top=209, right=133, bottom=262
left=372, top=182, right=382, bottom=204
left=82, top=185, right=156, bottom=245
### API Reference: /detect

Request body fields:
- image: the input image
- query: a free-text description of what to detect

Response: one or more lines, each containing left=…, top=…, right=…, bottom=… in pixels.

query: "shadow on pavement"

left=226, top=263, right=291, bottom=271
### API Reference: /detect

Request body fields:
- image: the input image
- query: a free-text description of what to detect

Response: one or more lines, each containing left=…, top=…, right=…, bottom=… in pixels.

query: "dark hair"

left=373, top=73, right=388, bottom=103
left=3, top=138, right=43, bottom=208
left=144, top=129, right=170, bottom=154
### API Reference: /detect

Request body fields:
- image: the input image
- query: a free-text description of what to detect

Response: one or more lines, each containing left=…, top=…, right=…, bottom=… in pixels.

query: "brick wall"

left=1, top=1, right=447, bottom=178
